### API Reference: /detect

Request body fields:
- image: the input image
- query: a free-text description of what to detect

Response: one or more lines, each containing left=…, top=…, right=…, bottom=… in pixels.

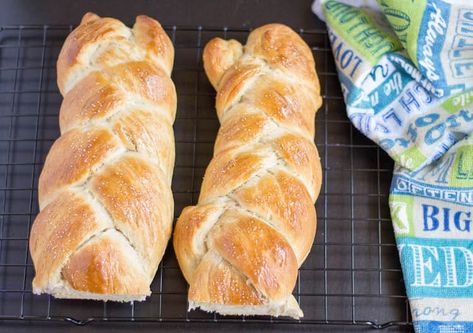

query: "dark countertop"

left=0, top=0, right=325, bottom=29
left=0, top=321, right=412, bottom=333
left=0, top=1, right=411, bottom=332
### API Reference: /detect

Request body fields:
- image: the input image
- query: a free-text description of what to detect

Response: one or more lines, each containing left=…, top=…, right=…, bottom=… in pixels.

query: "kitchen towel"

left=312, top=1, right=473, bottom=332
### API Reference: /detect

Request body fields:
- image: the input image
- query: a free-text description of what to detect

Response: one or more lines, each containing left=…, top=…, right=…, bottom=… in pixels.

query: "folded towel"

left=312, top=1, right=473, bottom=332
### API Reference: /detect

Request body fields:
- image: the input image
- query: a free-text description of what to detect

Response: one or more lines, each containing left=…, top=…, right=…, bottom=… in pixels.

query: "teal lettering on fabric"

left=313, top=0, right=473, bottom=331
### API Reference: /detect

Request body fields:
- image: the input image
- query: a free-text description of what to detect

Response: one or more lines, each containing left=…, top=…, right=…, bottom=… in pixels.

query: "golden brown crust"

left=106, top=61, right=176, bottom=120
left=57, top=15, right=128, bottom=94
left=59, top=71, right=126, bottom=132
left=62, top=230, right=150, bottom=295
left=209, top=211, right=298, bottom=300
left=90, top=154, right=173, bottom=277
left=189, top=252, right=264, bottom=306
left=199, top=151, right=265, bottom=204
left=133, top=15, right=174, bottom=76
left=244, top=76, right=318, bottom=138
left=57, top=13, right=174, bottom=96
left=232, top=171, right=316, bottom=263
left=273, top=134, right=323, bottom=200
left=214, top=108, right=269, bottom=154
left=174, top=23, right=322, bottom=318
left=58, top=60, right=177, bottom=131
left=203, top=38, right=243, bottom=89
left=246, top=24, right=320, bottom=95
left=38, top=127, right=123, bottom=208
left=30, top=191, right=109, bottom=291
left=112, top=109, right=175, bottom=181
left=30, top=13, right=176, bottom=301
left=215, top=64, right=263, bottom=120
left=173, top=204, right=223, bottom=282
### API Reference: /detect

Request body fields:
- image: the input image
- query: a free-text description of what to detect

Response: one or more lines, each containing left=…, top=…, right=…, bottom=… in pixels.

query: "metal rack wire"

left=0, top=24, right=411, bottom=329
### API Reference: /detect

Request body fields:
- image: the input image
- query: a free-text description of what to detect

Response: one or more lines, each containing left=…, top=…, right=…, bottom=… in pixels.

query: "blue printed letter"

left=423, top=204, right=439, bottom=231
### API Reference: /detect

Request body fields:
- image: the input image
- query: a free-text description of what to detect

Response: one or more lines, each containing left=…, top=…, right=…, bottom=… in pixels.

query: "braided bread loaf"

left=174, top=24, right=322, bottom=318
left=29, top=13, right=176, bottom=301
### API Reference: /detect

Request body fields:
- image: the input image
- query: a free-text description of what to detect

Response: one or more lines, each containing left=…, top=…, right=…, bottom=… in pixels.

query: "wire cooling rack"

left=0, top=24, right=412, bottom=329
